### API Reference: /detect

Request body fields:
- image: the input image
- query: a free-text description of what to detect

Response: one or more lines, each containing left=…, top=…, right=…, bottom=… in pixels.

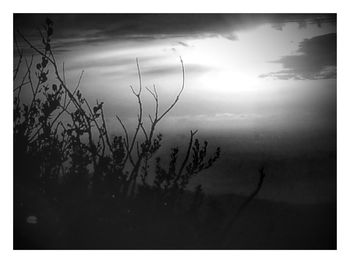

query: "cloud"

left=177, top=41, right=189, bottom=47
left=66, top=55, right=160, bottom=72
left=141, top=64, right=211, bottom=76
left=100, top=63, right=211, bottom=78
left=222, top=33, right=238, bottom=41
left=14, top=14, right=336, bottom=44
left=260, top=33, right=336, bottom=80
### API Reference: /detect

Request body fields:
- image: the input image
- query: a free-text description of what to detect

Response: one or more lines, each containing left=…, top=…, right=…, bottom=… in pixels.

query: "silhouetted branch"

left=222, top=165, right=267, bottom=247
left=24, top=56, right=35, bottom=95
left=50, top=70, right=84, bottom=129
left=15, top=19, right=221, bottom=210
left=157, top=57, right=184, bottom=122
left=146, top=85, right=159, bottom=120
left=121, top=59, right=144, bottom=168
left=100, top=105, right=113, bottom=153
left=84, top=98, right=105, bottom=157
left=175, top=129, right=198, bottom=183
left=14, top=36, right=23, bottom=81
left=237, top=165, right=267, bottom=215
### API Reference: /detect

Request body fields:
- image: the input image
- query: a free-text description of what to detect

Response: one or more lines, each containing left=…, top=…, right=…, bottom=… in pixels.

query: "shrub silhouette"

left=14, top=19, right=222, bottom=248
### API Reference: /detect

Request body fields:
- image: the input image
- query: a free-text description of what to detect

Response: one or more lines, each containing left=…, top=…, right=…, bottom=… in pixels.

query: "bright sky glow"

left=53, top=21, right=336, bottom=140
left=14, top=15, right=336, bottom=202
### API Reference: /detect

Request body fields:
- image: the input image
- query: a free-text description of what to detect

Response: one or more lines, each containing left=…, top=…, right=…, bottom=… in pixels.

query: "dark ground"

left=14, top=180, right=336, bottom=249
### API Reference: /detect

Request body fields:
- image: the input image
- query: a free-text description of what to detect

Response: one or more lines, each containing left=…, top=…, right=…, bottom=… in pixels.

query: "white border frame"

left=2, top=1, right=348, bottom=262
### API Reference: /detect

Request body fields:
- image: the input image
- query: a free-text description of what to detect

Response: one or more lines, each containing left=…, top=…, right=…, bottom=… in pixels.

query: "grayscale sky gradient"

left=14, top=14, right=336, bottom=204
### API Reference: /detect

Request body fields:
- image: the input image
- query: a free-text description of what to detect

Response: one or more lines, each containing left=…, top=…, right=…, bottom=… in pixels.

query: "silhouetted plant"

left=152, top=130, right=220, bottom=209
left=14, top=19, right=220, bottom=210
left=13, top=18, right=277, bottom=250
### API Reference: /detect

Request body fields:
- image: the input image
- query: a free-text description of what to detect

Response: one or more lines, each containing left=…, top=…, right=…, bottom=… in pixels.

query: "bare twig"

left=50, top=70, right=84, bottom=128
left=222, top=165, right=267, bottom=247
left=157, top=57, right=185, bottom=122
left=14, top=36, right=24, bottom=80
left=176, top=129, right=198, bottom=182
left=84, top=98, right=106, bottom=157
left=100, top=105, right=112, bottom=153
left=119, top=59, right=144, bottom=167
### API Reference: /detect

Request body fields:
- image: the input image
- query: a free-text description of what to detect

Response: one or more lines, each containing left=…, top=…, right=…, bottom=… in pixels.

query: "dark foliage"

left=14, top=19, right=224, bottom=248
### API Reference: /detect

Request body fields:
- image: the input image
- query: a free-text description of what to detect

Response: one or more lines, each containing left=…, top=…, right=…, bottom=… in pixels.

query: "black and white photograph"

left=13, top=12, right=337, bottom=250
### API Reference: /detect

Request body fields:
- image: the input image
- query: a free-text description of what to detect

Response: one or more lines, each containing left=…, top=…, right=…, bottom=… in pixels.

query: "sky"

left=14, top=14, right=336, bottom=204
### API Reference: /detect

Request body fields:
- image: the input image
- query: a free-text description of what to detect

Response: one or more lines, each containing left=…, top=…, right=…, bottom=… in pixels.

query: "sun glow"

left=175, top=36, right=266, bottom=95
left=197, top=69, right=263, bottom=94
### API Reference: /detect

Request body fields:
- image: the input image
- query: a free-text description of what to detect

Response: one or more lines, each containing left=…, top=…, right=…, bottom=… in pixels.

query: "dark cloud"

left=14, top=14, right=336, bottom=43
left=66, top=56, right=160, bottom=72
left=139, top=64, right=211, bottom=76
left=260, top=33, right=336, bottom=80
left=177, top=41, right=189, bottom=47
left=102, top=63, right=211, bottom=78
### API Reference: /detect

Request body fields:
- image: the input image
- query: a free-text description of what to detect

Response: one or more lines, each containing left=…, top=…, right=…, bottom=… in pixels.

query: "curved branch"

left=175, top=129, right=198, bottom=183
left=157, top=57, right=185, bottom=122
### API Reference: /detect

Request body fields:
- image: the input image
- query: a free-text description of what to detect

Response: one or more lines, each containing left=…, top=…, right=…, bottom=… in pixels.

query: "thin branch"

left=136, top=142, right=140, bottom=157
left=84, top=98, right=106, bottom=156
left=176, top=130, right=198, bottom=182
left=63, top=62, right=67, bottom=107
left=148, top=114, right=153, bottom=124
left=69, top=69, right=84, bottom=106
left=136, top=58, right=142, bottom=94
left=62, top=62, right=66, bottom=84
left=140, top=123, right=149, bottom=141
left=157, top=57, right=185, bottom=122
left=100, top=105, right=112, bottom=153
left=24, top=55, right=35, bottom=95
left=14, top=55, right=33, bottom=101
left=14, top=36, right=23, bottom=80
left=17, top=30, right=55, bottom=65
left=130, top=85, right=138, bottom=96
left=146, top=84, right=159, bottom=120
left=116, top=115, right=135, bottom=167
left=116, top=115, right=130, bottom=149
left=222, top=165, right=267, bottom=247
left=124, top=59, right=144, bottom=166
left=18, top=30, right=84, bottom=115
left=50, top=70, right=84, bottom=128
